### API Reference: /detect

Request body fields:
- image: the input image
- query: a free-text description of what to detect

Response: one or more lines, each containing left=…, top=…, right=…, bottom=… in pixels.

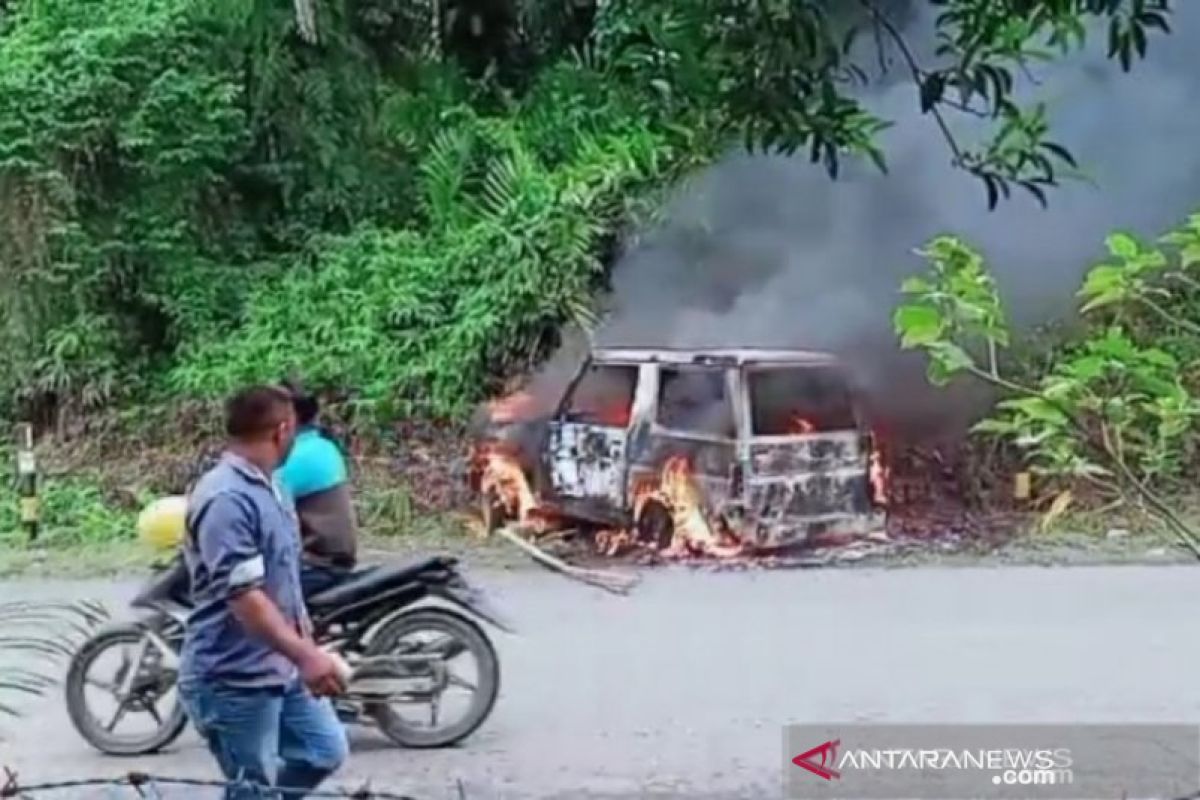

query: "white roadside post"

left=15, top=422, right=38, bottom=542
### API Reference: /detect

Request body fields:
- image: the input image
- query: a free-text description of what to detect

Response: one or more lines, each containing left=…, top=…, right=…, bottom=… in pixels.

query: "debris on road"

left=495, top=525, right=640, bottom=595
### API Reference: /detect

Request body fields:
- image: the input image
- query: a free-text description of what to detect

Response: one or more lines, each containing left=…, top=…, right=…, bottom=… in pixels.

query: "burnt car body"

left=474, top=346, right=886, bottom=550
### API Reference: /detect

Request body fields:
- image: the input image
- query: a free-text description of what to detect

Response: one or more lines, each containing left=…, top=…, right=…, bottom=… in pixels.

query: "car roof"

left=589, top=346, right=840, bottom=367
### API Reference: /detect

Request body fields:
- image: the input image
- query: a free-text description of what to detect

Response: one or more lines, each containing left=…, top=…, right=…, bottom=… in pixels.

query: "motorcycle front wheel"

left=65, top=620, right=188, bottom=756
left=363, top=607, right=500, bottom=748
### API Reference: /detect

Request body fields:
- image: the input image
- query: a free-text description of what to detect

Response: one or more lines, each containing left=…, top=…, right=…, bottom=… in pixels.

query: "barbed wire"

left=0, top=768, right=433, bottom=800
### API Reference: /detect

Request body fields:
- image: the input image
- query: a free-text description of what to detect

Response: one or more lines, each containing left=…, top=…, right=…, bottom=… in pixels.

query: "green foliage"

left=1077, top=219, right=1200, bottom=355
left=894, top=236, right=1009, bottom=384
left=169, top=67, right=674, bottom=419
left=0, top=0, right=409, bottom=421
left=0, top=459, right=140, bottom=548
left=586, top=0, right=1171, bottom=206
left=975, top=328, right=1197, bottom=482
left=895, top=221, right=1200, bottom=545
left=1079, top=232, right=1171, bottom=313
left=0, top=0, right=1182, bottom=428
left=0, top=0, right=252, bottom=414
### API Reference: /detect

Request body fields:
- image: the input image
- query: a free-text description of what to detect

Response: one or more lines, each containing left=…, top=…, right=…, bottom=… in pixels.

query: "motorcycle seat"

left=307, top=555, right=456, bottom=613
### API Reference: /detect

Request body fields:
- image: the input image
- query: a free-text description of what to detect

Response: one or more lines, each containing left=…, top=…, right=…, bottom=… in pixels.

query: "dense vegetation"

left=1, top=0, right=1194, bottom=550
left=897, top=215, right=1200, bottom=544
left=0, top=0, right=1175, bottom=427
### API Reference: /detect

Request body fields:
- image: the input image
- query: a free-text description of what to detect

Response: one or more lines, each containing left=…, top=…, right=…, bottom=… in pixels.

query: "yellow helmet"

left=137, top=495, right=188, bottom=551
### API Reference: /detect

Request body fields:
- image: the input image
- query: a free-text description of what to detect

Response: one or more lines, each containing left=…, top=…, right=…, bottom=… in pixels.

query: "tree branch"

left=1166, top=272, right=1200, bottom=293
left=965, top=363, right=1038, bottom=398
left=940, top=96, right=990, bottom=118
left=1098, top=422, right=1200, bottom=557
left=855, top=0, right=966, bottom=167
left=869, top=14, right=888, bottom=74
left=495, top=525, right=640, bottom=595
left=1139, top=295, right=1200, bottom=337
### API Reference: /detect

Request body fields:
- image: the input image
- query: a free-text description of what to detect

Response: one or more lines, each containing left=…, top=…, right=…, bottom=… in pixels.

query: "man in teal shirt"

left=277, top=381, right=359, bottom=597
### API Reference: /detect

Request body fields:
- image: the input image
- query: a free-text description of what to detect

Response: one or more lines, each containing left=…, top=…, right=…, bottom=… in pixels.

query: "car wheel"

left=481, top=487, right=511, bottom=535
left=635, top=501, right=674, bottom=549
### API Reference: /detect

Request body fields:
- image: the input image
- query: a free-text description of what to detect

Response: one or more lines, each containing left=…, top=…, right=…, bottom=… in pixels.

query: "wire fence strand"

left=1, top=769, right=424, bottom=800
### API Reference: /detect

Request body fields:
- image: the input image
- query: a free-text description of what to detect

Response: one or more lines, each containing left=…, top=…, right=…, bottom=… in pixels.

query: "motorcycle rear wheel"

left=364, top=607, right=500, bottom=748
left=65, top=621, right=188, bottom=756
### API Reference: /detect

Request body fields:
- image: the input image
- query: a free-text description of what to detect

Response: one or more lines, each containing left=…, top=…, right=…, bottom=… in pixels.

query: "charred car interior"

left=471, top=347, right=887, bottom=556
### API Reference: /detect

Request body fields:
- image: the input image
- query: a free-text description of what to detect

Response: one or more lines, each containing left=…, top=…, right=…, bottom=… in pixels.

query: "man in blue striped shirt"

left=180, top=385, right=348, bottom=798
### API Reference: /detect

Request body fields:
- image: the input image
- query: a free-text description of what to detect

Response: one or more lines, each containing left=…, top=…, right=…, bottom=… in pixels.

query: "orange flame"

left=788, top=413, right=817, bottom=434
left=486, top=391, right=541, bottom=423
left=869, top=449, right=890, bottom=507
left=648, top=456, right=744, bottom=558
left=474, top=446, right=748, bottom=556
left=476, top=445, right=538, bottom=521
left=595, top=528, right=634, bottom=557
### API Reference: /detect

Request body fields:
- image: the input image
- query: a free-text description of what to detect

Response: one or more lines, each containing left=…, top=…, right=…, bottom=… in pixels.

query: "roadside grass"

left=1030, top=490, right=1200, bottom=542
left=0, top=467, right=522, bottom=578
left=0, top=473, right=143, bottom=549
left=983, top=491, right=1200, bottom=566
left=0, top=539, right=158, bottom=579
left=3, top=432, right=1199, bottom=578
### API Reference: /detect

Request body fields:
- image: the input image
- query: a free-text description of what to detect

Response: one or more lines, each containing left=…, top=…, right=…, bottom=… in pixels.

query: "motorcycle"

left=64, top=553, right=513, bottom=756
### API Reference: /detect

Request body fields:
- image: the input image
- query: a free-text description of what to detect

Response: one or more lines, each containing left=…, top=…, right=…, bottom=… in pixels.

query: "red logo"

left=792, top=739, right=841, bottom=780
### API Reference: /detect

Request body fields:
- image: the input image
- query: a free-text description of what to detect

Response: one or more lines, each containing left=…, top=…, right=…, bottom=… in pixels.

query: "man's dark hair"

left=225, top=385, right=294, bottom=439
left=281, top=377, right=320, bottom=427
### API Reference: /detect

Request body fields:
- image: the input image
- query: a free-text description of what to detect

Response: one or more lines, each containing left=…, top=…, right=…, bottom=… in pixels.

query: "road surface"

left=1, top=563, right=1198, bottom=799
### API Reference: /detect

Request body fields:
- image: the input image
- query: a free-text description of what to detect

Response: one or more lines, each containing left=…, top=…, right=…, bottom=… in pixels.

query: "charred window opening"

left=656, top=367, right=735, bottom=437
left=749, top=367, right=856, bottom=436
left=561, top=364, right=637, bottom=428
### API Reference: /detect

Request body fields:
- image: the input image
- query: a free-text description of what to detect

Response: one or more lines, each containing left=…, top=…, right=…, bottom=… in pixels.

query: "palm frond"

left=0, top=600, right=107, bottom=638
left=419, top=128, right=476, bottom=226
left=0, top=600, right=108, bottom=731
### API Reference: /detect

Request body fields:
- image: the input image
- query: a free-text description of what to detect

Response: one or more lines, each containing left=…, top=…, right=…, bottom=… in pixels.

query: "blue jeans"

left=179, top=679, right=348, bottom=799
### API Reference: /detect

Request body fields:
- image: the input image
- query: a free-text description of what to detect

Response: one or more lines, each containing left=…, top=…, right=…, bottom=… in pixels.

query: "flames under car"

left=471, top=347, right=887, bottom=554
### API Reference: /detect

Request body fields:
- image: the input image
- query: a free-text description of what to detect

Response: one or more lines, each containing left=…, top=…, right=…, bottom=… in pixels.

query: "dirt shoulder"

left=1, top=526, right=1191, bottom=581
left=0, top=530, right=532, bottom=580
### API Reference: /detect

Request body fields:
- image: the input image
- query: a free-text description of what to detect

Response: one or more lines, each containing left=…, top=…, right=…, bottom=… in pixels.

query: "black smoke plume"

left=589, top=2, right=1200, bottom=441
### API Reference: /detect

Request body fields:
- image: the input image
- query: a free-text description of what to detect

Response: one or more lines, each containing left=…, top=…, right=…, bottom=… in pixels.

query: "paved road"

left=1, top=563, right=1198, bottom=799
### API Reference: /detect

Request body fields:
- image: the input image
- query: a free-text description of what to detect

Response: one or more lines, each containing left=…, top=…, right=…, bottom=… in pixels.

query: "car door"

left=543, top=360, right=639, bottom=516
left=629, top=362, right=738, bottom=514
left=737, top=362, right=877, bottom=546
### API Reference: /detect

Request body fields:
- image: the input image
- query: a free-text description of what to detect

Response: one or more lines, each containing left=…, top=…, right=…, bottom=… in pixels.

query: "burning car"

left=470, top=347, right=887, bottom=555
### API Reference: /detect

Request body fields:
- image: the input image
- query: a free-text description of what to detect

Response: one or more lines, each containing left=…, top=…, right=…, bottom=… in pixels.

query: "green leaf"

left=1140, top=347, right=1178, bottom=369
left=1080, top=264, right=1124, bottom=295
left=1106, top=232, right=1140, bottom=259
left=1063, top=356, right=1105, bottom=382
left=971, top=418, right=1017, bottom=435
left=999, top=396, right=1070, bottom=426
left=1131, top=22, right=1147, bottom=59
left=919, top=73, right=945, bottom=113
left=893, top=304, right=943, bottom=347
left=1079, top=289, right=1125, bottom=314
left=1179, top=244, right=1200, bottom=268
left=899, top=275, right=932, bottom=294
left=930, top=341, right=975, bottom=373
left=1040, top=141, right=1077, bottom=168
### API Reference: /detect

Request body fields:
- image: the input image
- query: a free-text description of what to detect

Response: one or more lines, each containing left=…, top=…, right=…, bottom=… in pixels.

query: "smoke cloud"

left=590, top=2, right=1200, bottom=441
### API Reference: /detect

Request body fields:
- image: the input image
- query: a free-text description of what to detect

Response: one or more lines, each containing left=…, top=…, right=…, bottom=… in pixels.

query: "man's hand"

left=298, top=646, right=349, bottom=697
left=229, top=588, right=348, bottom=696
